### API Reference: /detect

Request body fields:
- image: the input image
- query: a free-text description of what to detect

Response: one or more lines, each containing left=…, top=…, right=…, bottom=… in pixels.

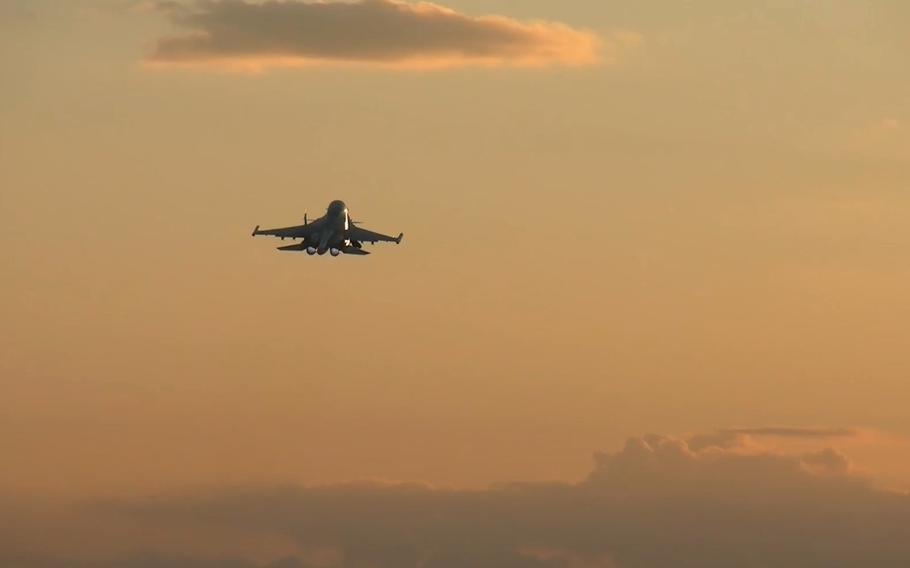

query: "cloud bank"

left=4, top=430, right=910, bottom=567
left=146, top=0, right=609, bottom=70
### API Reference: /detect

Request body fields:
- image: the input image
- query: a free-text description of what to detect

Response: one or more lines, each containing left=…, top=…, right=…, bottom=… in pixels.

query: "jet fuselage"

left=309, top=200, right=351, bottom=255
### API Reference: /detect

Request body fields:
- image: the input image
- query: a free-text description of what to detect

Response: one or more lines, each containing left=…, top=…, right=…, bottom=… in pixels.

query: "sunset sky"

left=2, top=1, right=910, bottom=566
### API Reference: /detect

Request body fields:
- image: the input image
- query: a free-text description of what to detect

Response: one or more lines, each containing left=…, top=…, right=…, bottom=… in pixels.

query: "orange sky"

left=2, top=0, right=910, bottom=504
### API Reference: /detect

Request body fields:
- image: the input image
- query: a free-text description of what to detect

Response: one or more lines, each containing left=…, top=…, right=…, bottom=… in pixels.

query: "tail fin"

left=251, top=225, right=260, bottom=237
left=342, top=246, right=370, bottom=256
left=396, top=233, right=404, bottom=244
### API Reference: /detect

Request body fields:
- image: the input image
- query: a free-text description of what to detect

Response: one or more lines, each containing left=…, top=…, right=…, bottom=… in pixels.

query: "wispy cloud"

left=144, top=0, right=617, bottom=71
left=724, top=427, right=858, bottom=438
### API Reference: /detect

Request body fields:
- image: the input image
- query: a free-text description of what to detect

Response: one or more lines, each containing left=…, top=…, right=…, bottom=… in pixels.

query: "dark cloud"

left=146, top=0, right=611, bottom=70
left=4, top=433, right=910, bottom=567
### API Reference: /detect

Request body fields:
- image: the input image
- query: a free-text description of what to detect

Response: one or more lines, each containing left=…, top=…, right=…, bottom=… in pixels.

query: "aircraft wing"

left=348, top=226, right=403, bottom=245
left=251, top=222, right=318, bottom=239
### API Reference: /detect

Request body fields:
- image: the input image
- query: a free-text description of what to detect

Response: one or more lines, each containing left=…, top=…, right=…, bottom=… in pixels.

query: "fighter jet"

left=251, top=200, right=403, bottom=256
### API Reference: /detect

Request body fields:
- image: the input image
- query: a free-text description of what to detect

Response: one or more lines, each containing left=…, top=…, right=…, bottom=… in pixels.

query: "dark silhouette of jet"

left=251, top=200, right=403, bottom=256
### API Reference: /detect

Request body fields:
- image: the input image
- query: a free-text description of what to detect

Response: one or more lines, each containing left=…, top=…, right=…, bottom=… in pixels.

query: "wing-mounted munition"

left=251, top=200, right=403, bottom=257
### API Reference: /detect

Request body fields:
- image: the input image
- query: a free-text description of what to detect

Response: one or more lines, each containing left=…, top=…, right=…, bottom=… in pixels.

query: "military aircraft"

left=251, top=200, right=403, bottom=256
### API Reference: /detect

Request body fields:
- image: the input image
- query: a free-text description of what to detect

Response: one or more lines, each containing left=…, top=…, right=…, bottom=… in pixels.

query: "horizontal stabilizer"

left=277, top=242, right=308, bottom=252
left=342, top=246, right=370, bottom=256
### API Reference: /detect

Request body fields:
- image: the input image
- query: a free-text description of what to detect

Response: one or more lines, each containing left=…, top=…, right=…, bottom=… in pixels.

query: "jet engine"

left=306, top=246, right=317, bottom=255
left=330, top=248, right=342, bottom=257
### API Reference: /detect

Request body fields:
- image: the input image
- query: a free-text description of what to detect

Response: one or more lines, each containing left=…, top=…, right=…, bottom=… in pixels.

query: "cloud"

left=4, top=431, right=910, bottom=567
left=723, top=426, right=858, bottom=438
left=145, top=0, right=613, bottom=71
